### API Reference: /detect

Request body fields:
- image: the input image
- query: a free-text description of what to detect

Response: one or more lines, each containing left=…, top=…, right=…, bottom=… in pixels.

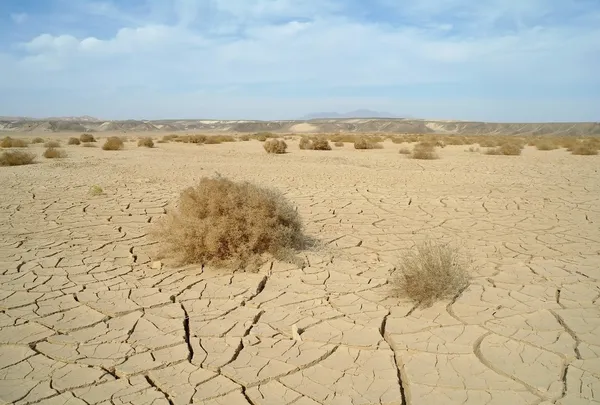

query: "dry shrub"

left=0, top=150, right=35, bottom=166
left=354, top=138, right=383, bottom=149
left=334, top=141, right=344, bottom=147
left=1, top=137, right=28, bottom=148
left=43, top=147, right=67, bottom=159
left=571, top=141, right=599, bottom=155
left=443, top=136, right=468, bottom=146
left=102, top=136, right=124, bottom=151
left=466, top=146, right=480, bottom=153
left=31, top=137, right=45, bottom=144
left=299, top=137, right=313, bottom=150
left=80, top=133, right=96, bottom=143
left=411, top=143, right=439, bottom=160
left=329, top=134, right=359, bottom=143
left=44, top=141, right=60, bottom=148
left=392, top=241, right=470, bottom=307
left=251, top=132, right=279, bottom=142
left=535, top=141, right=558, bottom=151
left=138, top=137, right=154, bottom=148
left=478, top=138, right=498, bottom=148
left=68, top=137, right=81, bottom=145
left=154, top=177, right=306, bottom=269
left=89, top=185, right=103, bottom=196
left=263, top=139, right=288, bottom=154
left=398, top=147, right=412, bottom=154
left=240, top=135, right=250, bottom=141
left=312, top=138, right=331, bottom=150
left=486, top=143, right=522, bottom=156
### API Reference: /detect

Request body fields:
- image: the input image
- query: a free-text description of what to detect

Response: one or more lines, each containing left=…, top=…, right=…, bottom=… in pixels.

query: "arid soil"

left=1, top=134, right=599, bottom=405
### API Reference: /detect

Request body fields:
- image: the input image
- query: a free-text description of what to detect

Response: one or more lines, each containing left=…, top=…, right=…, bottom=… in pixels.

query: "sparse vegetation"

left=0, top=150, right=35, bottom=166
left=138, top=137, right=155, bottom=148
left=311, top=138, right=331, bottom=150
left=392, top=241, right=470, bottom=307
left=571, top=141, right=599, bottom=155
left=68, top=137, right=81, bottom=145
left=354, top=138, right=383, bottom=150
left=44, top=141, right=60, bottom=148
left=299, top=137, right=313, bottom=150
left=31, top=137, right=45, bottom=144
left=43, top=147, right=67, bottom=159
left=240, top=135, right=250, bottom=141
left=334, top=141, right=344, bottom=147
left=263, top=139, right=288, bottom=154
left=154, top=177, right=306, bottom=270
left=102, top=136, right=124, bottom=151
left=466, top=146, right=480, bottom=153
left=89, top=185, right=103, bottom=196
left=80, top=133, right=96, bottom=143
left=486, top=143, right=522, bottom=156
left=398, top=147, right=412, bottom=154
left=535, top=141, right=558, bottom=151
left=411, top=143, right=439, bottom=160
left=1, top=137, right=28, bottom=148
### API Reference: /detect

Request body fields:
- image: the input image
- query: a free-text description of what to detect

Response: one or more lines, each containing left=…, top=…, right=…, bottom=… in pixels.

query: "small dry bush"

left=138, top=137, right=154, bottom=148
left=392, top=241, right=470, bottom=307
left=31, top=137, right=45, bottom=144
left=535, top=141, right=558, bottom=151
left=154, top=177, right=306, bottom=269
left=334, top=141, right=344, bottom=147
left=1, top=137, right=28, bottom=148
left=240, top=135, right=250, bottom=141
left=68, top=137, right=81, bottom=145
left=43, top=147, right=67, bottom=159
left=251, top=132, right=279, bottom=142
left=466, top=146, right=480, bottom=153
left=312, top=138, right=332, bottom=150
left=411, top=143, right=439, bottom=160
left=571, top=141, right=599, bottom=155
left=299, top=137, right=313, bottom=150
left=0, top=150, right=35, bottom=166
left=398, top=147, right=412, bottom=154
left=354, top=138, right=383, bottom=150
left=44, top=141, right=60, bottom=148
left=486, top=143, right=522, bottom=156
left=102, top=137, right=124, bottom=151
left=263, top=139, right=288, bottom=154
left=89, top=185, right=103, bottom=196
left=80, top=133, right=96, bottom=143
left=443, top=136, right=468, bottom=146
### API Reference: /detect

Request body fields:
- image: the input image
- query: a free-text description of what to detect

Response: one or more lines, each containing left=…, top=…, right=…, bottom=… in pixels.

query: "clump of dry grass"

left=102, top=136, right=124, bottom=151
left=240, top=135, right=250, bottom=141
left=466, top=146, right=480, bottom=153
left=31, top=137, right=45, bottom=144
left=138, top=137, right=154, bottom=148
left=312, top=138, right=331, bottom=150
left=299, top=137, right=313, bottom=150
left=535, top=140, right=558, bottom=151
left=251, top=132, right=279, bottom=142
left=154, top=177, right=306, bottom=270
left=334, top=141, right=344, bottom=147
left=68, top=137, right=81, bottom=145
left=411, top=143, right=439, bottom=160
left=486, top=143, right=522, bottom=156
left=80, top=133, right=96, bottom=143
left=0, top=150, right=35, bottom=166
left=43, top=147, right=67, bottom=159
left=1, top=137, right=28, bottom=148
left=398, top=147, right=412, bottom=155
left=392, top=241, right=470, bottom=307
left=354, top=138, right=383, bottom=150
left=571, top=141, right=599, bottom=155
left=44, top=140, right=60, bottom=148
left=263, top=139, right=288, bottom=154
left=89, top=185, right=103, bottom=196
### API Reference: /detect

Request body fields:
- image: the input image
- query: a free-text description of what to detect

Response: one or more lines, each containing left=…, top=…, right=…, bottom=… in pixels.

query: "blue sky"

left=1, top=0, right=599, bottom=121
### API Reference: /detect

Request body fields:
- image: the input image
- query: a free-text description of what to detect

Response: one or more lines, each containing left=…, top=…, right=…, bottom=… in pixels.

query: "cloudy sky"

left=1, top=0, right=599, bottom=121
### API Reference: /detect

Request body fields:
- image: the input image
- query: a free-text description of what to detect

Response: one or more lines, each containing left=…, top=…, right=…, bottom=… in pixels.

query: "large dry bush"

left=571, top=141, right=599, bottom=155
left=0, top=150, right=35, bottom=166
left=44, top=140, right=60, bottom=148
left=1, top=137, right=28, bottom=148
left=354, top=138, right=383, bottom=150
left=102, top=136, right=124, bottom=151
left=392, top=241, right=470, bottom=307
left=398, top=147, right=412, bottom=155
left=312, top=138, right=331, bottom=150
left=263, top=139, right=287, bottom=154
left=535, top=141, right=558, bottom=151
left=31, top=137, right=45, bottom=144
left=68, top=137, right=81, bottom=145
left=80, top=133, right=96, bottom=143
left=155, top=177, right=306, bottom=269
left=486, top=143, right=522, bottom=156
left=138, top=137, right=154, bottom=148
left=411, top=143, right=439, bottom=160
left=299, top=137, right=313, bottom=150
left=43, top=147, right=67, bottom=159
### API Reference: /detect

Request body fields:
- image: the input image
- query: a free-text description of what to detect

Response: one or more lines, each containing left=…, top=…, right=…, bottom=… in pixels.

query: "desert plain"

left=0, top=132, right=599, bottom=405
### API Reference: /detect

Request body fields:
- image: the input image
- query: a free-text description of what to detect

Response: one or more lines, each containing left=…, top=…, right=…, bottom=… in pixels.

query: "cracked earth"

left=1, top=138, right=599, bottom=405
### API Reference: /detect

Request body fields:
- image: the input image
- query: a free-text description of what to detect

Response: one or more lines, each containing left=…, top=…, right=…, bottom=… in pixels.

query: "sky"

left=0, top=0, right=599, bottom=121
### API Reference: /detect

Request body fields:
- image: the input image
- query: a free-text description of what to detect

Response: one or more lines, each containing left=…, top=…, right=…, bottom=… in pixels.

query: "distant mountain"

left=0, top=115, right=100, bottom=122
left=301, top=109, right=400, bottom=119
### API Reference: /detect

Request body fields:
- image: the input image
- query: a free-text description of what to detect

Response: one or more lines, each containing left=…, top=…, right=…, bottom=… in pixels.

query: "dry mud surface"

left=1, top=137, right=599, bottom=405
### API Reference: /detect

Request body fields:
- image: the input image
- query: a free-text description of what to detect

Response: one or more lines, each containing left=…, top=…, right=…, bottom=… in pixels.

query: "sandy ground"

left=1, top=135, right=599, bottom=405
